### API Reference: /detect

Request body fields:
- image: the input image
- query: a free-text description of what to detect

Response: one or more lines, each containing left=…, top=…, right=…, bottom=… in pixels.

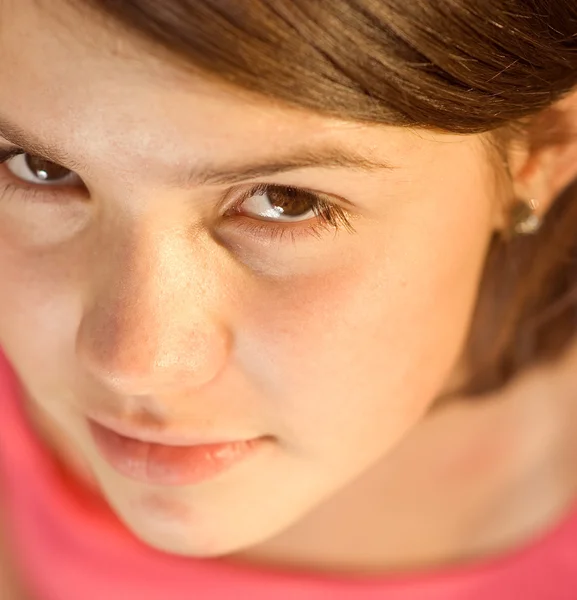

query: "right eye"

left=5, top=153, right=82, bottom=187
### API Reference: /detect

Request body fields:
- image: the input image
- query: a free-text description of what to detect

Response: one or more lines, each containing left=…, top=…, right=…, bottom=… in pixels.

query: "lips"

left=87, top=419, right=264, bottom=486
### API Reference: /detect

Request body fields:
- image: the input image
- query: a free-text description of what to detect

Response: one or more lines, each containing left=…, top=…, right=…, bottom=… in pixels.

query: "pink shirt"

left=1, top=350, right=577, bottom=600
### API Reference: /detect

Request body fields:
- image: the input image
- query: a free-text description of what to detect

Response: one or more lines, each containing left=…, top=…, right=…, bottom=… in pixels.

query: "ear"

left=510, top=89, right=577, bottom=221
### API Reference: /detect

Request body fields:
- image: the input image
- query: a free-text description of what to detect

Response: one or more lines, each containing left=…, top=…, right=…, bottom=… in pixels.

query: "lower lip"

left=88, top=421, right=263, bottom=486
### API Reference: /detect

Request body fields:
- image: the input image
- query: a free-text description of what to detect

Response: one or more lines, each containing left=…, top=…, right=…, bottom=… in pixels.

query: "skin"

left=1, top=0, right=577, bottom=582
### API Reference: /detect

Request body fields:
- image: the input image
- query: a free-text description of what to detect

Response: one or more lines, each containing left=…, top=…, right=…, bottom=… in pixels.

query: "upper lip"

left=86, top=415, right=260, bottom=447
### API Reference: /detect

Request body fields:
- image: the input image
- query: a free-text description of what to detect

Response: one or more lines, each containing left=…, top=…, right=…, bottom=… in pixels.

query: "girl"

left=1, top=0, right=577, bottom=598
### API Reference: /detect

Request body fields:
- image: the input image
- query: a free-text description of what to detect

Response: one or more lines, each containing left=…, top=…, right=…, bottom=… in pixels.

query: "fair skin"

left=2, top=1, right=577, bottom=592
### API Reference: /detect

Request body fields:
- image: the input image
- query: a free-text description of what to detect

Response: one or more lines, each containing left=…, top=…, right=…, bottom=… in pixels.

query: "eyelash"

left=227, top=182, right=355, bottom=243
left=0, top=151, right=356, bottom=243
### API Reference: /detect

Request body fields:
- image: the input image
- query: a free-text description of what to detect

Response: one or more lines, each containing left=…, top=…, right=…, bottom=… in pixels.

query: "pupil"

left=25, top=155, right=71, bottom=181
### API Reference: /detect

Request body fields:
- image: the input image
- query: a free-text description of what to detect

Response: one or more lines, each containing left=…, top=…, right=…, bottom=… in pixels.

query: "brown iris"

left=267, top=186, right=315, bottom=217
left=25, top=155, right=71, bottom=182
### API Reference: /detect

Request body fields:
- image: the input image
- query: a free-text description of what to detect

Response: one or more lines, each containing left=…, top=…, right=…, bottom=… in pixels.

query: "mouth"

left=87, top=418, right=267, bottom=487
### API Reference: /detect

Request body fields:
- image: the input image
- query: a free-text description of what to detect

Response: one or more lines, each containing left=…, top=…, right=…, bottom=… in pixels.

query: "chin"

left=128, top=520, right=265, bottom=559
left=107, top=495, right=264, bottom=558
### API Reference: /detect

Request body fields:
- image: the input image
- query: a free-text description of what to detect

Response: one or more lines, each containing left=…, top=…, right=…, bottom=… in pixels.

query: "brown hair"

left=73, top=0, right=577, bottom=395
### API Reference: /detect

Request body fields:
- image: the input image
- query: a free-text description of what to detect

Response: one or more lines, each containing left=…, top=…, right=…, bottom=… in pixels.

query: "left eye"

left=237, top=184, right=320, bottom=222
left=6, top=153, right=81, bottom=186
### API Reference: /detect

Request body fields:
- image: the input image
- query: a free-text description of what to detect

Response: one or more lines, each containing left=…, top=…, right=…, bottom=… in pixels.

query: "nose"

left=76, top=220, right=232, bottom=396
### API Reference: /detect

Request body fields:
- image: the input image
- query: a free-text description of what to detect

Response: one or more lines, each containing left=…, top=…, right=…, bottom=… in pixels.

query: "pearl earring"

left=511, top=198, right=541, bottom=235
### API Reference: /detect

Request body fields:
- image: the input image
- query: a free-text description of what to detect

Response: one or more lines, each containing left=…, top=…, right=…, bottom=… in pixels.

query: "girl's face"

left=0, top=0, right=499, bottom=555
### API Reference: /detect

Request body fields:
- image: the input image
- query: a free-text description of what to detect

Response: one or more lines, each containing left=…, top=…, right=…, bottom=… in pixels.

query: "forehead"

left=0, top=0, right=382, bottom=169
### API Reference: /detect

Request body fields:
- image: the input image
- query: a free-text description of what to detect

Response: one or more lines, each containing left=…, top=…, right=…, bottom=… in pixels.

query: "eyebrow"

left=0, top=115, right=84, bottom=169
left=0, top=114, right=395, bottom=186
left=180, top=145, right=395, bottom=186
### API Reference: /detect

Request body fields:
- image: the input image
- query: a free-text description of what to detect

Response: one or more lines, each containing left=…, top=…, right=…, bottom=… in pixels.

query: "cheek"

left=241, top=179, right=493, bottom=465
left=0, top=242, right=83, bottom=391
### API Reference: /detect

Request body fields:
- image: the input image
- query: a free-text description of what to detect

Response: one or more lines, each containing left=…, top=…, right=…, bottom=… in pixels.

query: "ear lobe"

left=511, top=90, right=577, bottom=217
